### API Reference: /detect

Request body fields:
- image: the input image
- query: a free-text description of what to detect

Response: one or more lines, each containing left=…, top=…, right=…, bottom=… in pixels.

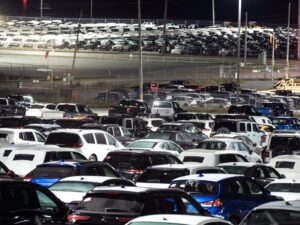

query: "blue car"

left=169, top=174, right=282, bottom=224
left=24, top=161, right=122, bottom=187
left=272, top=117, right=300, bottom=130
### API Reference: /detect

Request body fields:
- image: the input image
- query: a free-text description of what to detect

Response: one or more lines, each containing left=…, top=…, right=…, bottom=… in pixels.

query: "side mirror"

left=280, top=174, right=286, bottom=179
left=253, top=143, right=257, bottom=147
left=248, top=149, right=253, bottom=155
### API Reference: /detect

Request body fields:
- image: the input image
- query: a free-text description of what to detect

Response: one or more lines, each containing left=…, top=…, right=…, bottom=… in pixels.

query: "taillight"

left=118, top=217, right=132, bottom=223
left=127, top=108, right=131, bottom=113
left=201, top=199, right=223, bottom=207
left=67, top=215, right=91, bottom=223
left=261, top=135, right=267, bottom=143
left=127, top=169, right=144, bottom=174
left=23, top=176, right=32, bottom=182
left=73, top=143, right=83, bottom=148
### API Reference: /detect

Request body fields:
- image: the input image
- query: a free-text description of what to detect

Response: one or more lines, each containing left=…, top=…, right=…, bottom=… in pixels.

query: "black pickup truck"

left=108, top=99, right=151, bottom=117
left=0, top=97, right=26, bottom=116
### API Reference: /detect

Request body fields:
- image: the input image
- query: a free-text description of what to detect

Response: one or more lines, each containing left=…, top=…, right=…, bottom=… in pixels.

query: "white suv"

left=45, top=129, right=124, bottom=161
left=0, top=128, right=45, bottom=145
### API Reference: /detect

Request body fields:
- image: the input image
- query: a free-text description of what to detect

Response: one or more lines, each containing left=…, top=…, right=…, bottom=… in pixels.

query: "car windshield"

left=79, top=194, right=143, bottom=213
left=26, top=166, right=76, bottom=178
left=220, top=166, right=247, bottom=174
left=170, top=180, right=218, bottom=195
left=145, top=133, right=172, bottom=140
left=50, top=181, right=96, bottom=192
left=245, top=209, right=300, bottom=225
left=267, top=183, right=300, bottom=193
left=121, top=127, right=131, bottom=136
left=152, top=102, right=172, bottom=108
left=104, top=154, right=149, bottom=170
left=128, top=141, right=157, bottom=149
left=137, top=169, right=189, bottom=183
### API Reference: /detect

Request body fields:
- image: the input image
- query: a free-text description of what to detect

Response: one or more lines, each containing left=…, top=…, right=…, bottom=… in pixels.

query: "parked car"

left=218, top=162, right=284, bottom=186
left=126, top=214, right=232, bottom=225
left=1, top=145, right=87, bottom=176
left=179, top=149, right=249, bottom=166
left=127, top=139, right=184, bottom=156
left=0, top=180, right=69, bottom=225
left=50, top=176, right=135, bottom=207
left=169, top=174, right=282, bottom=224
left=265, top=178, right=300, bottom=201
left=103, top=150, right=182, bottom=180
left=239, top=200, right=300, bottom=225
left=143, top=118, right=165, bottom=132
left=67, top=186, right=210, bottom=225
left=24, top=123, right=61, bottom=137
left=25, top=102, right=64, bottom=119
left=151, top=101, right=184, bottom=121
left=56, top=103, right=98, bottom=119
left=136, top=164, right=227, bottom=188
left=268, top=155, right=300, bottom=179
left=197, top=138, right=262, bottom=163
left=45, top=129, right=124, bottom=161
left=24, top=160, right=123, bottom=187
left=272, top=116, right=300, bottom=130
left=174, top=112, right=214, bottom=121
left=0, top=128, right=45, bottom=145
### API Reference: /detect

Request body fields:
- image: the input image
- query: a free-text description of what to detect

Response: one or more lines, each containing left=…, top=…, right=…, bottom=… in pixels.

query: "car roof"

left=37, top=160, right=105, bottom=167
left=129, top=214, right=230, bottom=225
left=172, top=173, right=242, bottom=182
left=217, top=162, right=260, bottom=167
left=108, top=150, right=175, bottom=156
left=253, top=200, right=300, bottom=211
left=49, top=129, right=106, bottom=134
left=25, top=123, right=61, bottom=128
left=201, top=138, right=243, bottom=143
left=91, top=186, right=185, bottom=194
left=180, top=149, right=244, bottom=156
left=57, top=176, right=122, bottom=183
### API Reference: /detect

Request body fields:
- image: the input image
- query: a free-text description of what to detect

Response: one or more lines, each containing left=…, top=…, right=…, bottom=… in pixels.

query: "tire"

left=89, top=154, right=98, bottom=161
left=216, top=127, right=230, bottom=134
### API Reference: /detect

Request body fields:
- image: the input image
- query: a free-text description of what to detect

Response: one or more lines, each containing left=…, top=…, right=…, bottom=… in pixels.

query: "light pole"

left=243, top=11, right=248, bottom=66
left=162, top=0, right=168, bottom=55
left=285, top=1, right=291, bottom=79
left=40, top=0, right=43, bottom=18
left=138, top=0, right=143, bottom=100
left=212, top=0, right=215, bottom=26
left=90, top=0, right=93, bottom=19
left=236, top=0, right=242, bottom=105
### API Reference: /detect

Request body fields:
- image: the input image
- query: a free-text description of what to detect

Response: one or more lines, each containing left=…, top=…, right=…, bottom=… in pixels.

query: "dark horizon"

left=0, top=0, right=297, bottom=25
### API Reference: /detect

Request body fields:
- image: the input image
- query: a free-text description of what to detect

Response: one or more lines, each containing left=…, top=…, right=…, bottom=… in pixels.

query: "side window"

left=180, top=196, right=199, bottom=214
left=176, top=134, right=183, bottom=141
left=247, top=123, right=252, bottom=132
left=57, top=152, right=73, bottom=160
left=240, top=123, right=246, bottom=132
left=44, top=152, right=58, bottom=162
left=252, top=167, right=265, bottom=179
left=151, top=156, right=168, bottom=165
left=83, top=133, right=95, bottom=144
left=169, top=142, right=182, bottom=153
left=46, top=104, right=56, bottom=110
left=86, top=166, right=101, bottom=176
left=264, top=167, right=280, bottom=179
left=113, top=127, right=121, bottom=137
left=72, top=152, right=86, bottom=160
left=169, top=155, right=181, bottom=164
left=238, top=142, right=249, bottom=152
left=103, top=166, right=118, bottom=177
left=36, top=190, right=58, bottom=212
left=22, top=132, right=35, bottom=141
left=19, top=132, right=24, bottom=140
left=252, top=124, right=259, bottom=132
left=219, top=154, right=237, bottom=163
left=245, top=180, right=263, bottom=195
left=151, top=196, right=178, bottom=214
left=125, top=120, right=132, bottom=129
left=225, top=180, right=245, bottom=196
left=236, top=154, right=248, bottom=162
left=95, top=133, right=106, bottom=144
left=106, top=133, right=117, bottom=146
left=35, top=132, right=45, bottom=142
left=107, top=127, right=113, bottom=135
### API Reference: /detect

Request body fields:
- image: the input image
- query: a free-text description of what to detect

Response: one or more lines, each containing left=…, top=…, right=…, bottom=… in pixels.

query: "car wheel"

left=216, top=127, right=230, bottom=134
left=89, top=154, right=98, bottom=161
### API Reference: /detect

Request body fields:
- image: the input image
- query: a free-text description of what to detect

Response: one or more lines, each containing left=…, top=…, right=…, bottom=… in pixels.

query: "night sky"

left=0, top=0, right=297, bottom=24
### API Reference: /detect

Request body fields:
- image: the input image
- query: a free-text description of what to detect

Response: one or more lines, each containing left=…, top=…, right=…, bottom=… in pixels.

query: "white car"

left=0, top=128, right=45, bottom=145
left=126, top=214, right=232, bottom=225
left=143, top=118, right=165, bottom=132
left=45, top=129, right=124, bottom=161
left=173, top=96, right=197, bottom=109
left=179, top=149, right=249, bottom=166
left=269, top=155, right=300, bottom=179
left=197, top=138, right=262, bottom=163
left=25, top=103, right=64, bottom=119
left=3, top=145, right=86, bottom=176
left=127, top=139, right=183, bottom=156
left=49, top=176, right=134, bottom=204
left=266, top=179, right=300, bottom=201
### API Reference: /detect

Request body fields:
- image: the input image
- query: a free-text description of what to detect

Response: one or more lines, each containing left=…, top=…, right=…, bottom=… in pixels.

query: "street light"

left=90, top=0, right=93, bottom=19
left=212, top=0, right=215, bottom=26
left=236, top=0, right=242, bottom=105
left=138, top=0, right=143, bottom=100
left=40, top=0, right=43, bottom=18
left=285, top=1, right=291, bottom=79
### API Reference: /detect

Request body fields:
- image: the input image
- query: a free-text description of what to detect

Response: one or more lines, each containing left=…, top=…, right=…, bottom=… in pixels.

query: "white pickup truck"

left=25, top=103, right=65, bottom=119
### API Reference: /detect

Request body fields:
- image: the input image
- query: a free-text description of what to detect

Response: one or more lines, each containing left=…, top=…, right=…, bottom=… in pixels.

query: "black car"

left=159, top=122, right=208, bottom=144
left=144, top=131, right=197, bottom=149
left=52, top=118, right=96, bottom=128
left=174, top=112, right=213, bottom=121
left=0, top=116, right=41, bottom=128
left=103, top=150, right=182, bottom=180
left=218, top=163, right=284, bottom=186
left=228, top=105, right=262, bottom=116
left=0, top=180, right=69, bottom=225
left=67, top=186, right=210, bottom=225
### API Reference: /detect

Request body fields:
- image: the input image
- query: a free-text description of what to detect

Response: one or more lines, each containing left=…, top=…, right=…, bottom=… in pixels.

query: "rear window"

left=152, top=102, right=172, bottom=108
left=128, top=141, right=156, bottom=149
left=267, top=183, right=300, bottom=192
left=28, top=104, right=44, bottom=109
left=182, top=156, right=204, bottom=163
left=45, top=133, right=82, bottom=147
left=220, top=166, right=247, bottom=174
left=50, top=181, right=96, bottom=193
left=80, top=194, right=143, bottom=213
left=104, top=154, right=150, bottom=169
left=198, top=141, right=226, bottom=150
left=275, top=161, right=295, bottom=169
left=137, top=169, right=189, bottom=183
left=26, top=166, right=76, bottom=178
left=13, top=154, right=35, bottom=161
left=270, top=137, right=300, bottom=151
left=170, top=180, right=218, bottom=195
